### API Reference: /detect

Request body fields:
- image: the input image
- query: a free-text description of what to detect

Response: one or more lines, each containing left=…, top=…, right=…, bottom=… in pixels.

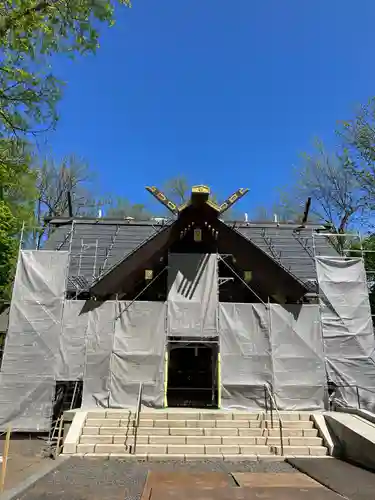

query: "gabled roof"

left=215, top=219, right=309, bottom=301
left=87, top=216, right=309, bottom=300
left=44, top=217, right=337, bottom=293
left=44, top=218, right=168, bottom=292
left=235, top=223, right=337, bottom=284
left=90, top=222, right=174, bottom=297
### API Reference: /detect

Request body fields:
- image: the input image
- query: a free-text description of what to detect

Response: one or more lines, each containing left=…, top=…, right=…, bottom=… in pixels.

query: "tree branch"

left=0, top=0, right=63, bottom=38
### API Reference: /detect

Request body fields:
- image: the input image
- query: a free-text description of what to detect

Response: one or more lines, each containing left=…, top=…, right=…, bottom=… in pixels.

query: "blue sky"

left=46, top=0, right=375, bottom=216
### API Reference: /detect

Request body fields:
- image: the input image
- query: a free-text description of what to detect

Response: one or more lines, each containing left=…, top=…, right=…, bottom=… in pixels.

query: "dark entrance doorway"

left=167, top=337, right=219, bottom=408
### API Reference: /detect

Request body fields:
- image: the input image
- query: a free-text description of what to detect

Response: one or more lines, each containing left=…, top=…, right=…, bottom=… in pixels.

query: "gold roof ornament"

left=145, top=184, right=249, bottom=217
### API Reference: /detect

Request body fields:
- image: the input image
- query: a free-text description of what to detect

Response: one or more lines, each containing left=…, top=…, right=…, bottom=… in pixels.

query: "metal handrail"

left=328, top=383, right=375, bottom=411
left=264, top=383, right=284, bottom=456
left=132, top=382, right=143, bottom=455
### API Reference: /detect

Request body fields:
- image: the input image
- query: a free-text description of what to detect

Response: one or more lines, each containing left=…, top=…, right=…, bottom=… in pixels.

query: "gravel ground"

left=17, top=457, right=297, bottom=500
left=0, top=435, right=48, bottom=493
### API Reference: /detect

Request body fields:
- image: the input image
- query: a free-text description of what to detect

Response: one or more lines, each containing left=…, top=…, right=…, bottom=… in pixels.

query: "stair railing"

left=264, top=383, right=284, bottom=456
left=327, top=383, right=375, bottom=411
left=132, top=382, right=143, bottom=455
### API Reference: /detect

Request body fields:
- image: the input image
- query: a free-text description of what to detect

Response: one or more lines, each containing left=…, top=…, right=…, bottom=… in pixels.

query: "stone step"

left=82, top=424, right=317, bottom=435
left=81, top=453, right=270, bottom=461
left=85, top=418, right=268, bottom=429
left=85, top=417, right=315, bottom=428
left=85, top=419, right=130, bottom=428
left=85, top=411, right=313, bottom=421
left=273, top=445, right=328, bottom=456
left=79, top=435, right=274, bottom=446
left=74, top=441, right=327, bottom=457
left=264, top=420, right=314, bottom=429
left=266, top=437, right=323, bottom=446
left=83, top=426, right=266, bottom=437
left=274, top=412, right=313, bottom=422
left=140, top=419, right=264, bottom=428
left=267, top=428, right=318, bottom=437
left=139, top=412, right=263, bottom=421
left=77, top=444, right=130, bottom=454
left=83, top=426, right=135, bottom=435
left=140, top=411, right=313, bottom=421
left=134, top=444, right=272, bottom=455
left=87, top=411, right=135, bottom=419
left=83, top=426, right=320, bottom=439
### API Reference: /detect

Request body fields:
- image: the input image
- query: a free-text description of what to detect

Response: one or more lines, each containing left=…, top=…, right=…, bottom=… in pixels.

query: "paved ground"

left=2, top=454, right=369, bottom=500
left=2, top=453, right=369, bottom=500
left=16, top=458, right=299, bottom=500
left=0, top=435, right=48, bottom=493
left=288, top=457, right=375, bottom=500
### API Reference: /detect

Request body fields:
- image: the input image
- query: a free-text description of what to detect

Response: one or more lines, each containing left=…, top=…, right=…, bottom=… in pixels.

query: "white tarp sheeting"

left=0, top=250, right=69, bottom=431
left=219, top=303, right=272, bottom=409
left=81, top=301, right=166, bottom=409
left=3, top=250, right=375, bottom=431
left=0, top=374, right=54, bottom=432
left=167, top=253, right=218, bottom=337
left=0, top=251, right=167, bottom=430
left=270, top=305, right=325, bottom=410
left=57, top=300, right=88, bottom=380
left=109, top=301, right=165, bottom=409
left=316, top=257, right=375, bottom=410
left=81, top=301, right=116, bottom=408
left=1, top=251, right=69, bottom=376
left=219, top=303, right=325, bottom=410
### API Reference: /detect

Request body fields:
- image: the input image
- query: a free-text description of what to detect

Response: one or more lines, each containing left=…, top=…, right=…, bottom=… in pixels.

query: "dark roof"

left=90, top=223, right=174, bottom=297
left=45, top=218, right=167, bottom=292
left=235, top=223, right=337, bottom=284
left=44, top=217, right=337, bottom=293
left=89, top=218, right=309, bottom=301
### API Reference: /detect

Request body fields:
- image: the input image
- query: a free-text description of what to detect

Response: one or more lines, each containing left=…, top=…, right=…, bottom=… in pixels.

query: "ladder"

left=43, top=381, right=81, bottom=458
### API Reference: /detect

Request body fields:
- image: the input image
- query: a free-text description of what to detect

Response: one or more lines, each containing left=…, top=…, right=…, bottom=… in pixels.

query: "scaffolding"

left=2, top=219, right=375, bottom=432
left=16, top=222, right=375, bottom=335
left=312, top=231, right=375, bottom=324
left=313, top=231, right=375, bottom=410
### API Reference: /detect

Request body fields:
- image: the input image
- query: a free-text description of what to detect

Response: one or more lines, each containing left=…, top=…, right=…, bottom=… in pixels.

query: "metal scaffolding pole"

left=218, top=254, right=267, bottom=307
left=114, top=266, right=169, bottom=322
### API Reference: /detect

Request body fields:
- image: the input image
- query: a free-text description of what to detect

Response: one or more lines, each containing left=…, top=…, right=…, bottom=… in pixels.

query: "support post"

left=218, top=255, right=267, bottom=307
left=18, top=221, right=25, bottom=253
left=164, top=350, right=169, bottom=408
left=0, top=426, right=11, bottom=493
left=356, top=386, right=360, bottom=409
left=217, top=352, right=221, bottom=408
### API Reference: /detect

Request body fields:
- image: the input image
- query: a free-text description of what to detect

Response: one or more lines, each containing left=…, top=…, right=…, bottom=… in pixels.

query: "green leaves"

left=0, top=138, right=37, bottom=228
left=0, top=0, right=131, bottom=136
left=0, top=0, right=132, bottom=295
left=338, top=100, right=375, bottom=210
left=0, top=200, right=19, bottom=300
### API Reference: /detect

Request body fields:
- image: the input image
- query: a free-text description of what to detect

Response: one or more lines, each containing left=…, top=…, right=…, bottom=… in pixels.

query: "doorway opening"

left=167, top=337, right=219, bottom=408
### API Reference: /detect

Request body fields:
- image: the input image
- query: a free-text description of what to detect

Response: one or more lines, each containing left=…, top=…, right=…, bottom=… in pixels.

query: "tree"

left=251, top=202, right=303, bottom=224
left=268, top=142, right=367, bottom=252
left=350, top=234, right=375, bottom=321
left=0, top=138, right=36, bottom=224
left=34, top=155, right=102, bottom=246
left=164, top=176, right=190, bottom=206
left=0, top=138, right=36, bottom=295
left=0, top=0, right=131, bottom=137
left=0, top=201, right=20, bottom=300
left=106, top=198, right=152, bottom=219
left=340, top=99, right=375, bottom=209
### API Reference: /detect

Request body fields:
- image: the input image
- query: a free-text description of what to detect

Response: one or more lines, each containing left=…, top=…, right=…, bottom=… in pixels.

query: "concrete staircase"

left=72, top=409, right=328, bottom=459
